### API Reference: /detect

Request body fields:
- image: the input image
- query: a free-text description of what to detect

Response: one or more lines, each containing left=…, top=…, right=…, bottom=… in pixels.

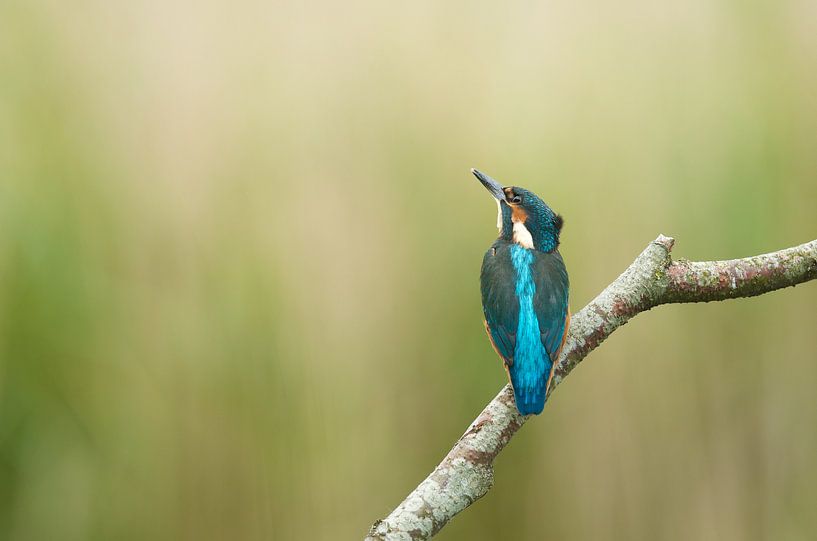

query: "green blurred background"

left=1, top=1, right=817, bottom=539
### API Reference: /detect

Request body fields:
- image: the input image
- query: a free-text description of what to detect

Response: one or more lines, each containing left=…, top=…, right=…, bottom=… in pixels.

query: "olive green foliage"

left=1, top=1, right=816, bottom=540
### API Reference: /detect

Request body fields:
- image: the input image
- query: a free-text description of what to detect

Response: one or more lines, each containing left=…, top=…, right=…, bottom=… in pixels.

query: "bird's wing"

left=480, top=243, right=518, bottom=367
left=532, top=250, right=570, bottom=363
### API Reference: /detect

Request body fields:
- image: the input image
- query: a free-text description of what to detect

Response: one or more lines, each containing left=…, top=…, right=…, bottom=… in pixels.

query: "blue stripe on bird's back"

left=509, top=245, right=551, bottom=415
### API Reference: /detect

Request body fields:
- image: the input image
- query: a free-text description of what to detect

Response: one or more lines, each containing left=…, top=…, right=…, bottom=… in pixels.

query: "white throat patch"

left=512, top=220, right=534, bottom=249
left=494, top=199, right=503, bottom=230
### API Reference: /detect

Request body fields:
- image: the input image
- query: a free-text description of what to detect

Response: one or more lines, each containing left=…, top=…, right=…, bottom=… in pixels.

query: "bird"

left=472, top=168, right=570, bottom=415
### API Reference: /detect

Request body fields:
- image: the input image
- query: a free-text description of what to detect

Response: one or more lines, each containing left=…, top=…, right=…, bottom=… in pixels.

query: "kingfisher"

left=473, top=168, right=570, bottom=415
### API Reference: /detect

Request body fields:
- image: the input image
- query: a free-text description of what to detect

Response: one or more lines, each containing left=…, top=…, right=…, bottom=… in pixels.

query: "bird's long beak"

left=471, top=168, right=506, bottom=201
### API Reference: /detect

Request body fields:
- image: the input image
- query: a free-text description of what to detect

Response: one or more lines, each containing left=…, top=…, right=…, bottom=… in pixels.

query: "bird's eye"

left=511, top=195, right=522, bottom=204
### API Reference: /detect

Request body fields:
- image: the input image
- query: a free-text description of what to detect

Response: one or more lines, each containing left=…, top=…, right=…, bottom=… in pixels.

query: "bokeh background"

left=2, top=1, right=817, bottom=539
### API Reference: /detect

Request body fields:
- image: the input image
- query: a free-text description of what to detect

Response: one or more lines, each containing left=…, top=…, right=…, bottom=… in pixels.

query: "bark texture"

left=366, top=235, right=817, bottom=541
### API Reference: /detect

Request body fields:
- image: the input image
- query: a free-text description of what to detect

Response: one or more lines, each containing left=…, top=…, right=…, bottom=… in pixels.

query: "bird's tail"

left=511, top=368, right=548, bottom=415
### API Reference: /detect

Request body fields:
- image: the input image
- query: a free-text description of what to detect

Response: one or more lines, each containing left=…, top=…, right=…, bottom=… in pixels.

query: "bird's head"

left=472, top=168, right=563, bottom=253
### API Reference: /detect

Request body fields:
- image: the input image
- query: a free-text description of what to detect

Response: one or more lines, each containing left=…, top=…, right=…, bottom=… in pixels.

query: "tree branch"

left=366, top=235, right=817, bottom=541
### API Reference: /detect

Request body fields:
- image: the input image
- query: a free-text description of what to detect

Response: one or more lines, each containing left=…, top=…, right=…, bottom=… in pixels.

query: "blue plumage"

left=509, top=245, right=550, bottom=414
left=473, top=169, right=570, bottom=416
